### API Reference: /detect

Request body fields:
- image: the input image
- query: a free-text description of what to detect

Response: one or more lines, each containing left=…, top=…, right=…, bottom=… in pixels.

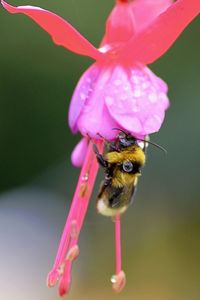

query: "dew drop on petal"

left=142, top=81, right=150, bottom=89
left=133, top=89, right=141, bottom=97
left=131, top=106, right=140, bottom=112
left=121, top=94, right=127, bottom=101
left=114, top=79, right=122, bottom=86
left=123, top=85, right=129, bottom=91
left=131, top=76, right=140, bottom=84
left=80, top=92, right=87, bottom=100
left=106, top=96, right=114, bottom=106
left=86, top=78, right=91, bottom=84
left=148, top=93, right=157, bottom=103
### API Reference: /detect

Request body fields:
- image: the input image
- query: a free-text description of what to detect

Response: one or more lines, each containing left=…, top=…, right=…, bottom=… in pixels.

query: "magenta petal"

left=104, top=65, right=169, bottom=137
left=71, top=138, right=88, bottom=168
left=119, top=0, right=200, bottom=64
left=74, top=63, right=120, bottom=140
left=69, top=64, right=100, bottom=133
left=131, top=0, right=173, bottom=33
left=1, top=1, right=102, bottom=60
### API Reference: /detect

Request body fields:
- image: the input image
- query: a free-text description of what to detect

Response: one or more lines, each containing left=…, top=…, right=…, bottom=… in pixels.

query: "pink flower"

left=2, top=0, right=199, bottom=296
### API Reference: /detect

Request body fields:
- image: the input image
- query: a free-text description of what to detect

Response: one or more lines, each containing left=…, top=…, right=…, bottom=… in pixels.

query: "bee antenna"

left=112, top=128, right=129, bottom=136
left=137, top=138, right=167, bottom=154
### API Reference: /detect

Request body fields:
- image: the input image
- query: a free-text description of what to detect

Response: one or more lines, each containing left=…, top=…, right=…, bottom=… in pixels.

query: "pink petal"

left=1, top=0, right=102, bottom=60
left=71, top=137, right=88, bottom=168
left=68, top=64, right=100, bottom=133
left=130, top=0, right=173, bottom=33
left=104, top=64, right=169, bottom=137
left=74, top=63, right=120, bottom=140
left=72, top=62, right=169, bottom=139
left=119, top=0, right=200, bottom=64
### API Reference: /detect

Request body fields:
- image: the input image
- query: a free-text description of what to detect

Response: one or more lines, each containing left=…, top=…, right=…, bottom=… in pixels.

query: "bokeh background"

left=0, top=1, right=200, bottom=299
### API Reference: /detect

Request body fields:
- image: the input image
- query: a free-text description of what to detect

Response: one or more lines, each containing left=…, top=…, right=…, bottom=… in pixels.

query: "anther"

left=111, top=271, right=126, bottom=294
left=66, top=245, right=80, bottom=261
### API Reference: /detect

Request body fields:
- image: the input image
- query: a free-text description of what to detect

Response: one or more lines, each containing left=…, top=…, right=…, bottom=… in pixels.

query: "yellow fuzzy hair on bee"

left=106, top=145, right=145, bottom=165
left=112, top=170, right=139, bottom=187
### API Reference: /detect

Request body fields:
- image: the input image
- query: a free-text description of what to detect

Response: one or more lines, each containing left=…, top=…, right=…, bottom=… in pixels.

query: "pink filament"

left=47, top=139, right=104, bottom=292
left=115, top=215, right=122, bottom=274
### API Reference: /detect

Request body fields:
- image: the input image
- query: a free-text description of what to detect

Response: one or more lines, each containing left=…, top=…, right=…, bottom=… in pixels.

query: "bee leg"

left=93, top=144, right=108, bottom=168
left=108, top=142, right=119, bottom=152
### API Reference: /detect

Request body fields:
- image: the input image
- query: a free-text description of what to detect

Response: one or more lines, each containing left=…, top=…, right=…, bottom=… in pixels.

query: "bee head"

left=114, top=129, right=137, bottom=148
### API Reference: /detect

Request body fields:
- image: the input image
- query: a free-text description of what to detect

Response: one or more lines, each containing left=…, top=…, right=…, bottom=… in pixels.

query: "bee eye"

left=122, top=161, right=133, bottom=173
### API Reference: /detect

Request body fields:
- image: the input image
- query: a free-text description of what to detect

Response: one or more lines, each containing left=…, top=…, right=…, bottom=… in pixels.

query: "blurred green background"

left=0, top=1, right=199, bottom=300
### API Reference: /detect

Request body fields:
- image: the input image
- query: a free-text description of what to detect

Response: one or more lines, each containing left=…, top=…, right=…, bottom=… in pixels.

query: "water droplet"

left=105, top=96, right=114, bottom=105
left=148, top=93, right=157, bottom=103
left=142, top=81, right=150, bottom=89
left=123, top=85, right=129, bottom=91
left=132, top=106, right=140, bottom=112
left=121, top=94, right=127, bottom=101
left=114, top=79, right=122, bottom=86
left=80, top=92, right=86, bottom=100
left=118, top=103, right=123, bottom=108
left=111, top=275, right=117, bottom=284
left=131, top=76, right=140, bottom=84
left=133, top=89, right=141, bottom=97
left=86, top=78, right=91, bottom=83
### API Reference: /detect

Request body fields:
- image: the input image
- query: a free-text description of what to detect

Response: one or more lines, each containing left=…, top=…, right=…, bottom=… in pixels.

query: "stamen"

left=47, top=140, right=104, bottom=294
left=115, top=215, right=121, bottom=274
left=112, top=271, right=126, bottom=293
left=110, top=215, right=126, bottom=293
left=58, top=261, right=72, bottom=297
left=66, top=245, right=80, bottom=261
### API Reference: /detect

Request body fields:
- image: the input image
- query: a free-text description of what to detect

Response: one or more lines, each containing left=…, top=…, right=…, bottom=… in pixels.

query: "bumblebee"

left=93, top=131, right=147, bottom=217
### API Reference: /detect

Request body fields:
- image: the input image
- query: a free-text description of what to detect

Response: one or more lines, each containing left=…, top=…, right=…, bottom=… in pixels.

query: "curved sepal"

left=119, top=0, right=200, bottom=64
left=1, top=1, right=103, bottom=60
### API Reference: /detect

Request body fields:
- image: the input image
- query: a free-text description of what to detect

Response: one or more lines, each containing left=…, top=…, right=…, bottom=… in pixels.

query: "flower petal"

left=68, top=63, right=101, bottom=133
left=130, top=0, right=173, bottom=33
left=74, top=64, right=120, bottom=140
left=104, top=65, right=169, bottom=137
left=71, top=137, right=88, bottom=168
left=1, top=0, right=102, bottom=60
left=119, top=0, right=200, bottom=64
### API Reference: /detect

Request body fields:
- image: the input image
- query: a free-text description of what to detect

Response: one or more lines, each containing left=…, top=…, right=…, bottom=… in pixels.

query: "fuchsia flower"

left=2, top=0, right=199, bottom=296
